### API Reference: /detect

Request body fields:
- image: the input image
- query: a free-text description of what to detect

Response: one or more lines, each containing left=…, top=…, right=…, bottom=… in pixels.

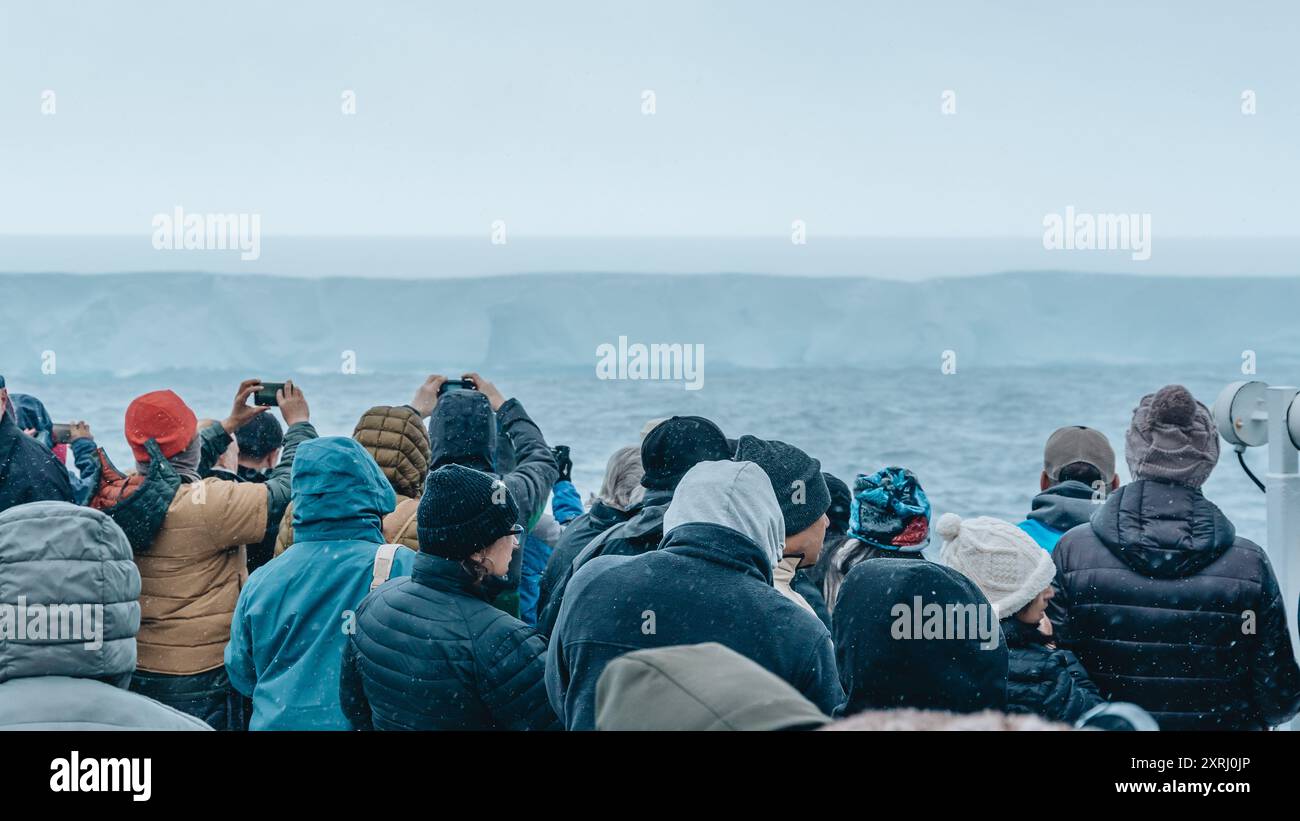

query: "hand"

left=69, top=421, right=93, bottom=442
left=222, top=378, right=269, bottom=433
left=1038, top=615, right=1054, bottom=637
left=462, top=372, right=505, bottom=412
left=23, top=428, right=37, bottom=438
left=410, top=374, right=447, bottom=418
left=277, top=380, right=310, bottom=426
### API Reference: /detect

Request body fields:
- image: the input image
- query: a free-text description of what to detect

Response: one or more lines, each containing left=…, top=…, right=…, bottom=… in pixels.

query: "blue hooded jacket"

left=225, top=437, right=415, bottom=730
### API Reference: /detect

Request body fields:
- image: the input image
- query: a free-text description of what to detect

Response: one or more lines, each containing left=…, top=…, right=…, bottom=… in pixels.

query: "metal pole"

left=1265, top=386, right=1300, bottom=730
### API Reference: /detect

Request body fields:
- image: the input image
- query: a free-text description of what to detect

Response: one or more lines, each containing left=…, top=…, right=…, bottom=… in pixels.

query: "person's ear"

left=1040, top=471, right=1052, bottom=491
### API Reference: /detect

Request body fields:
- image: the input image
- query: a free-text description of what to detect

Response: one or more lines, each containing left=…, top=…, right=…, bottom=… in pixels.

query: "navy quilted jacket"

left=339, top=551, right=559, bottom=731
left=1049, top=479, right=1300, bottom=730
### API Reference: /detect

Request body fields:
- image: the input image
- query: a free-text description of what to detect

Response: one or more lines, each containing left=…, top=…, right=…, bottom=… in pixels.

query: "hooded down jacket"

left=339, top=549, right=559, bottom=731
left=547, top=460, right=843, bottom=730
left=831, top=558, right=1008, bottom=718
left=226, top=437, right=415, bottom=730
left=0, top=502, right=209, bottom=730
left=1049, top=478, right=1300, bottom=730
left=595, top=643, right=830, bottom=731
left=275, top=405, right=430, bottom=554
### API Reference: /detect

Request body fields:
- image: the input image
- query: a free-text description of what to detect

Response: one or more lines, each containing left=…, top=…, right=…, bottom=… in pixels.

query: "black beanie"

left=235, top=412, right=284, bottom=459
left=640, top=416, right=731, bottom=491
left=824, top=472, right=851, bottom=535
left=417, top=464, right=521, bottom=559
left=734, top=435, right=831, bottom=536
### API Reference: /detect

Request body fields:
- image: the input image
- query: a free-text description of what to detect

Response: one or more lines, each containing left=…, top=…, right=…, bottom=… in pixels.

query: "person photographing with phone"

left=425, top=372, right=559, bottom=617
left=88, top=378, right=317, bottom=729
left=196, top=387, right=288, bottom=572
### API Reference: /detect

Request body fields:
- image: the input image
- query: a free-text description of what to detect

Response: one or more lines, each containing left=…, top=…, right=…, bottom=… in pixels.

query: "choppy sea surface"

left=16, top=363, right=1285, bottom=547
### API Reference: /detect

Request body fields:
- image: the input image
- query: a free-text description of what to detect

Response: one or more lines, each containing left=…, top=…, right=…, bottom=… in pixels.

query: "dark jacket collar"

left=1090, top=478, right=1236, bottom=578
left=1000, top=617, right=1049, bottom=649
left=589, top=500, right=632, bottom=528
left=410, top=551, right=491, bottom=600
left=658, top=522, right=774, bottom=585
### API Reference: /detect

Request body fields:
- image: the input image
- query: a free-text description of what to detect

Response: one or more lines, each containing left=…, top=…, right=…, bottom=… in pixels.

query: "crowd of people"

left=1, top=370, right=1299, bottom=731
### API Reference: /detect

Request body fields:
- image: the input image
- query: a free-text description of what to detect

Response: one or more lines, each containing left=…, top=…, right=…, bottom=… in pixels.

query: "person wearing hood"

left=832, top=558, right=1008, bottom=717
left=821, top=466, right=931, bottom=614
left=538, top=444, right=645, bottom=620
left=0, top=502, right=209, bottom=730
left=547, top=459, right=843, bottom=730
left=0, top=378, right=74, bottom=512
left=537, top=415, right=731, bottom=637
left=274, top=398, right=435, bottom=556
left=225, top=437, right=416, bottom=730
left=939, top=513, right=1103, bottom=724
left=1018, top=426, right=1118, bottom=552
left=427, top=373, right=558, bottom=617
left=734, top=435, right=832, bottom=624
left=595, top=643, right=831, bottom=731
left=1050, top=384, right=1300, bottom=730
left=89, top=379, right=316, bottom=728
left=339, top=464, right=558, bottom=731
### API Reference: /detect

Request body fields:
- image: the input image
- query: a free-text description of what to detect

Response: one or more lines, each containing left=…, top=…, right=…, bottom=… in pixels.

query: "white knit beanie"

left=937, top=513, right=1057, bottom=620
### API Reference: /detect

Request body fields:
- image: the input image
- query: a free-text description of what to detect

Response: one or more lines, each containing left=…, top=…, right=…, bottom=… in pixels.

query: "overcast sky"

left=1, top=1, right=1297, bottom=240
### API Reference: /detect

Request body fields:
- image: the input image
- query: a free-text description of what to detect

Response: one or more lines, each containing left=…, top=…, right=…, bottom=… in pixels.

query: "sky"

left=0, top=1, right=1297, bottom=243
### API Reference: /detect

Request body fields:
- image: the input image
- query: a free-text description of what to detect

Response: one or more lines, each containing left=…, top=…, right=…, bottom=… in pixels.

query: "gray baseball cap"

left=1043, top=425, right=1115, bottom=483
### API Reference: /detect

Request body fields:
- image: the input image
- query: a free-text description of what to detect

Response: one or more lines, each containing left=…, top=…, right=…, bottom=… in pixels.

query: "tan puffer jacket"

left=275, top=405, right=430, bottom=555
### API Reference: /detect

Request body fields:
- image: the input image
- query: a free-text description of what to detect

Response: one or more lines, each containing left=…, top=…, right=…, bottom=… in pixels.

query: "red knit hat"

left=124, top=390, right=198, bottom=461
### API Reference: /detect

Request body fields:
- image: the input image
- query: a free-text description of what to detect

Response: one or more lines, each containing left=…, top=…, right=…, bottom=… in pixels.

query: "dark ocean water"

left=14, top=362, right=1281, bottom=546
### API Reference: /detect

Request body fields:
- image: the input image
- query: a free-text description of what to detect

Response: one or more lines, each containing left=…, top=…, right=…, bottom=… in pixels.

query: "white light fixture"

left=1212, top=380, right=1270, bottom=448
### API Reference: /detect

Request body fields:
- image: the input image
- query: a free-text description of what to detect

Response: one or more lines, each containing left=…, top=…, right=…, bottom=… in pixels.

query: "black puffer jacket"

left=536, top=488, right=672, bottom=637
left=1002, top=618, right=1103, bottom=724
left=339, top=551, right=560, bottom=731
left=0, top=408, right=73, bottom=513
left=1050, top=478, right=1300, bottom=730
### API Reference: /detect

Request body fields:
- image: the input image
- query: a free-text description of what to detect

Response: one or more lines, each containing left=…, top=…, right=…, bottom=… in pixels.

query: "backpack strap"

left=370, top=544, right=402, bottom=591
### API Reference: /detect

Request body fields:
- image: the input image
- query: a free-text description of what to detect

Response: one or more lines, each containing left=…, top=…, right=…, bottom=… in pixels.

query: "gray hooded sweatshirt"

left=0, top=502, right=211, bottom=730
left=548, top=460, right=843, bottom=728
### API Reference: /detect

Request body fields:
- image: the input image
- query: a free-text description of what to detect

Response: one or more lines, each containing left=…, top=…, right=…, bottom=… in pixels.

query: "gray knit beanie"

left=1125, top=385, right=1219, bottom=489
